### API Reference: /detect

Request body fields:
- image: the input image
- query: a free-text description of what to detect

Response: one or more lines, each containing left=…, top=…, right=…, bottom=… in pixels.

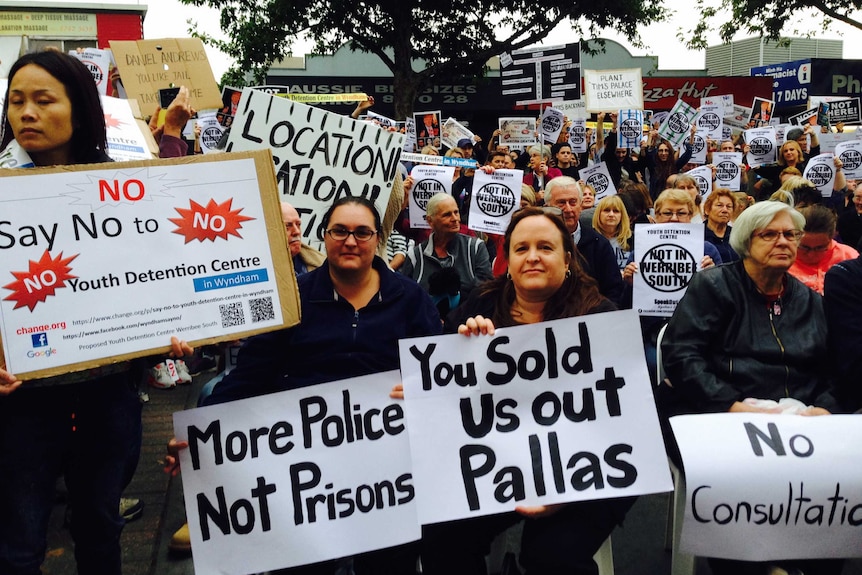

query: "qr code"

left=219, top=302, right=245, bottom=328
left=250, top=296, right=275, bottom=323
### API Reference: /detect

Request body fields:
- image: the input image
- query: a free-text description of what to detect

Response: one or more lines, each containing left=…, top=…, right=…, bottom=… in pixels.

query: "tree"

left=684, top=0, right=862, bottom=49
left=181, top=0, right=666, bottom=119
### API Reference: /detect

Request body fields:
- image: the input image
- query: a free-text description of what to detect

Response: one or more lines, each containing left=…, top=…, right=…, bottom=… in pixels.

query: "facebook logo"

left=31, top=333, right=48, bottom=348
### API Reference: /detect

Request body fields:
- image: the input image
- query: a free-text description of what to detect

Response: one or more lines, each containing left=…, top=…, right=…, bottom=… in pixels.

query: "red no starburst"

left=2, top=250, right=79, bottom=311
left=168, top=198, right=255, bottom=243
left=103, top=113, right=124, bottom=129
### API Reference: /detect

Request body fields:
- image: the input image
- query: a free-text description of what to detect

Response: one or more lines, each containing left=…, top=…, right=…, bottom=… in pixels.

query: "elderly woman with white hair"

left=523, top=143, right=561, bottom=203
left=660, top=200, right=843, bottom=575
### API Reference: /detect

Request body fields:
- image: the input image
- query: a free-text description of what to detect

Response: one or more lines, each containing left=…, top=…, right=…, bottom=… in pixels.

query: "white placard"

left=835, top=140, right=862, bottom=179
left=551, top=99, right=587, bottom=119
left=802, top=154, right=837, bottom=197
left=701, top=95, right=734, bottom=117
left=100, top=95, right=153, bottom=162
left=441, top=118, right=476, bottom=150
left=744, top=126, right=778, bottom=168
left=499, top=117, right=537, bottom=150
left=671, top=413, right=862, bottom=561
left=688, top=130, right=709, bottom=165
left=632, top=223, right=704, bottom=317
left=658, top=100, right=698, bottom=148
left=366, top=111, right=397, bottom=129
left=194, top=111, right=225, bottom=154
left=617, top=109, right=644, bottom=149
left=408, top=165, right=455, bottom=229
left=174, top=371, right=420, bottom=575
left=685, top=165, right=714, bottom=202
left=724, top=104, right=753, bottom=133
left=69, top=48, right=113, bottom=95
left=696, top=103, right=724, bottom=141
left=583, top=68, right=644, bottom=113
left=580, top=162, right=617, bottom=202
left=712, top=152, right=743, bottom=191
left=541, top=107, right=565, bottom=144
left=399, top=310, right=672, bottom=525
left=568, top=118, right=588, bottom=153
left=227, top=88, right=403, bottom=250
left=817, top=132, right=852, bottom=155
left=467, top=169, right=522, bottom=234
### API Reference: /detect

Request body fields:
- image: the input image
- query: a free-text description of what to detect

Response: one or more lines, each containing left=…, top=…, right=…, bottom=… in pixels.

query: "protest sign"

left=568, top=118, right=588, bottom=153
left=817, top=133, right=852, bottom=155
left=101, top=96, right=154, bottom=162
left=501, top=43, right=581, bottom=106
left=829, top=98, right=861, bottom=125
left=671, top=413, right=862, bottom=561
left=658, top=100, right=697, bottom=148
left=689, top=130, right=709, bottom=165
left=774, top=124, right=791, bottom=147
left=712, top=152, right=743, bottom=191
left=69, top=48, right=113, bottom=95
left=696, top=102, right=724, bottom=141
left=541, top=107, right=565, bottom=144
left=404, top=118, right=417, bottom=152
left=835, top=141, right=862, bottom=179
left=803, top=154, right=837, bottom=197
left=617, top=110, right=644, bottom=149
left=110, top=38, right=222, bottom=111
left=580, top=162, right=617, bottom=202
left=552, top=99, right=587, bottom=119
left=281, top=93, right=368, bottom=104
left=399, top=310, right=672, bottom=525
left=174, top=371, right=420, bottom=575
left=226, top=89, right=403, bottom=251
left=0, top=152, right=298, bottom=380
left=400, top=154, right=477, bottom=170
left=365, top=111, right=396, bottom=129
left=216, top=87, right=242, bottom=127
left=414, top=110, right=442, bottom=150
left=467, top=169, right=522, bottom=235
left=194, top=111, right=226, bottom=154
left=441, top=117, right=475, bottom=150
left=583, top=69, right=643, bottom=113
left=408, top=166, right=455, bottom=229
left=744, top=126, right=777, bottom=168
left=749, top=97, right=775, bottom=127
left=789, top=107, right=818, bottom=127
left=724, top=104, right=753, bottom=133
left=499, top=118, right=537, bottom=150
left=632, top=223, right=704, bottom=317
left=702, top=94, right=734, bottom=117
left=685, top=166, right=714, bottom=201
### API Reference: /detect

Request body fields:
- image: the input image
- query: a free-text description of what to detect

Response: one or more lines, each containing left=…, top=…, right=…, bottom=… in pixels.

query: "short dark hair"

left=1, top=50, right=107, bottom=163
left=321, top=196, right=382, bottom=233
left=486, top=150, right=507, bottom=164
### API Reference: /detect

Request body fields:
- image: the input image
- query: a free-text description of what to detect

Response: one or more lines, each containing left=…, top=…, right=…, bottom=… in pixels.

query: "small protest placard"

left=69, top=48, right=113, bottom=95
left=802, top=154, right=837, bottom=197
left=702, top=95, right=734, bottom=117
left=685, top=165, right=714, bottom=201
left=552, top=99, right=587, bottom=119
left=415, top=110, right=443, bottom=150
left=749, top=97, right=775, bottom=127
left=632, top=223, right=704, bottom=317
left=617, top=109, right=644, bottom=149
left=696, top=103, right=724, bottom=141
left=580, top=162, right=617, bottom=202
left=826, top=97, right=862, bottom=125
left=541, top=107, right=565, bottom=144
left=583, top=69, right=644, bottom=113
left=408, top=166, right=455, bottom=229
left=194, top=111, right=225, bottom=154
left=724, top=104, right=753, bottom=133
left=712, top=152, right=743, bottom=191
left=399, top=310, right=672, bottom=525
left=671, top=413, right=862, bottom=561
left=499, top=118, right=537, bottom=150
left=688, top=130, right=709, bottom=165
left=101, top=95, right=153, bottom=162
left=365, top=111, right=396, bottom=129
left=467, top=169, right=522, bottom=234
left=568, top=118, right=588, bottom=153
left=658, top=100, right=697, bottom=148
left=441, top=118, right=475, bottom=150
left=174, top=371, right=420, bottom=575
left=835, top=141, right=862, bottom=179
left=744, top=126, right=778, bottom=168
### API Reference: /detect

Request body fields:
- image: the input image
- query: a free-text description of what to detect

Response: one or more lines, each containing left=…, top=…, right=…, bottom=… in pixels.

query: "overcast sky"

left=53, top=0, right=862, bottom=78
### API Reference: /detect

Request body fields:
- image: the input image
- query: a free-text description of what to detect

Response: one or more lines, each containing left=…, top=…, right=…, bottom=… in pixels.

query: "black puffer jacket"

left=660, top=260, right=839, bottom=414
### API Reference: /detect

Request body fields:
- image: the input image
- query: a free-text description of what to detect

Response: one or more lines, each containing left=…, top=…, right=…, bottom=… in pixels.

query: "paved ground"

left=39, top=371, right=862, bottom=575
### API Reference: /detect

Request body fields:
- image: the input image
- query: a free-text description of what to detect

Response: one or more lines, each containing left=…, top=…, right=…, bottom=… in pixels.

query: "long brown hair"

left=480, top=207, right=606, bottom=326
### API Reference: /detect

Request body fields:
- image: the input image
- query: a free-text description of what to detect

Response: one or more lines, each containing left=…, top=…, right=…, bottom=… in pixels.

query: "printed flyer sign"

left=568, top=118, right=588, bottom=153
left=744, top=126, right=777, bottom=168
left=399, top=310, right=672, bottom=525
left=467, top=168, right=522, bottom=234
left=541, top=107, right=565, bottom=144
left=658, top=99, right=697, bottom=148
left=408, top=166, right=455, bottom=229
left=802, top=154, right=837, bottom=197
left=696, top=103, right=724, bottom=141
left=712, top=152, right=743, bottom=191
left=580, top=162, right=617, bottom=202
left=195, top=111, right=226, bottom=154
left=441, top=118, right=475, bottom=150
left=688, top=130, right=709, bottom=165
left=671, top=414, right=862, bottom=560
left=498, top=117, right=537, bottom=150
left=414, top=110, right=443, bottom=150
left=174, top=371, right=420, bottom=575
left=685, top=165, right=714, bottom=202
left=0, top=152, right=299, bottom=380
left=617, top=109, right=644, bottom=149
left=226, top=89, right=404, bottom=251
left=101, top=95, right=154, bottom=162
left=69, top=48, right=113, bottom=95
left=583, top=68, right=644, bottom=113
left=632, top=223, right=704, bottom=317
left=835, top=141, right=862, bottom=180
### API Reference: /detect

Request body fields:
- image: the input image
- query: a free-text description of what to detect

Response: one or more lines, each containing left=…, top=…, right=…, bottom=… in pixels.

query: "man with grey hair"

left=546, top=176, right=625, bottom=304
left=400, top=193, right=492, bottom=312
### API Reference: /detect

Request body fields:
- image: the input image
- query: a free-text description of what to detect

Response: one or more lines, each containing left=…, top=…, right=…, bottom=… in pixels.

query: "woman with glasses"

left=788, top=204, right=858, bottom=295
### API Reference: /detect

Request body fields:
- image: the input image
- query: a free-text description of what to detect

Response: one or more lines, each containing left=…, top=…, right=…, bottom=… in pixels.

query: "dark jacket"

left=205, top=257, right=442, bottom=404
left=703, top=223, right=740, bottom=263
left=400, top=232, right=493, bottom=301
left=824, top=255, right=862, bottom=412
left=576, top=225, right=626, bottom=306
left=661, top=260, right=838, bottom=414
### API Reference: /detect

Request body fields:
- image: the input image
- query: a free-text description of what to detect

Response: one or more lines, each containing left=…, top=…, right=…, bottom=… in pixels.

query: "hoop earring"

left=506, top=272, right=512, bottom=280
left=565, top=269, right=572, bottom=278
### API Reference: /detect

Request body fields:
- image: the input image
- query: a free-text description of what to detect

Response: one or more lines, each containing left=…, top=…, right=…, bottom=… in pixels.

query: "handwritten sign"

left=467, top=169, right=522, bottom=234
left=671, top=413, right=862, bottom=561
left=583, top=69, right=644, bottom=113
left=399, top=311, right=672, bottom=525
left=174, top=371, right=419, bottom=575
left=409, top=166, right=455, bottom=229
left=632, top=223, right=704, bottom=317
left=0, top=152, right=298, bottom=379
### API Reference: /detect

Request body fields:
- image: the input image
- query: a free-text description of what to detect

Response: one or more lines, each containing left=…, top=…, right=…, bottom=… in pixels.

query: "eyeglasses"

left=540, top=206, right=563, bottom=216
left=325, top=227, right=378, bottom=242
left=658, top=211, right=691, bottom=218
left=752, top=229, right=804, bottom=243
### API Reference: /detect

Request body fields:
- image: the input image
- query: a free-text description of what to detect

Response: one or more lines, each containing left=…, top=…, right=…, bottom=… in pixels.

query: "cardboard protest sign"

left=0, top=151, right=299, bottom=380
left=658, top=100, right=697, bottom=148
left=581, top=162, right=617, bottom=202
left=467, top=169, right=522, bottom=235
left=110, top=38, right=222, bottom=111
left=101, top=96, right=154, bottom=162
left=744, top=126, right=777, bottom=168
left=696, top=102, right=724, bottom=141
left=617, top=109, right=644, bottom=149
left=414, top=110, right=442, bottom=150
left=69, top=48, right=113, bottom=95
left=499, top=118, right=537, bottom=150
left=803, top=154, right=837, bottom=197
left=671, top=413, right=862, bottom=561
left=174, top=371, right=420, bottom=575
left=441, top=118, right=475, bottom=150
left=632, top=223, right=704, bottom=317
left=541, top=107, right=565, bottom=144
left=399, top=310, right=672, bottom=525
left=685, top=165, right=714, bottom=202
left=408, top=166, right=455, bottom=229
left=226, top=89, right=404, bottom=251
left=568, top=118, right=588, bottom=153
left=712, top=152, right=744, bottom=191
left=583, top=69, right=644, bottom=113
left=835, top=141, right=862, bottom=179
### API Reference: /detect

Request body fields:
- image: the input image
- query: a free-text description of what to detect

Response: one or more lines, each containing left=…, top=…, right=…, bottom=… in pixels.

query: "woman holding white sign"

left=0, top=49, right=193, bottom=575
left=420, top=207, right=635, bottom=575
